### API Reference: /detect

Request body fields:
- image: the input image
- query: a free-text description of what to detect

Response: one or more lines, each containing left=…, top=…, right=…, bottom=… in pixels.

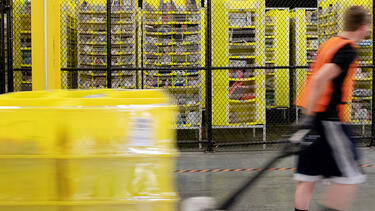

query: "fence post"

left=371, top=1, right=375, bottom=146
left=0, top=0, right=5, bottom=94
left=6, top=0, right=13, bottom=92
left=206, top=0, right=214, bottom=152
left=139, top=0, right=144, bottom=89
left=106, top=0, right=112, bottom=88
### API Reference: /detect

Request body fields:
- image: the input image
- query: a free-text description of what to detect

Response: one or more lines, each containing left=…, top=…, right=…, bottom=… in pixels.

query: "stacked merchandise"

left=318, top=3, right=340, bottom=44
left=305, top=10, right=319, bottom=64
left=265, top=10, right=276, bottom=107
left=77, top=0, right=137, bottom=89
left=354, top=20, right=373, bottom=124
left=352, top=67, right=372, bottom=123
left=142, top=0, right=203, bottom=137
left=226, top=5, right=258, bottom=124
left=318, top=0, right=373, bottom=124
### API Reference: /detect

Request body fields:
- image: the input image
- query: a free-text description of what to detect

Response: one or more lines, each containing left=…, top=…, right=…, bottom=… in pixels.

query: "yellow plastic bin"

left=0, top=108, right=62, bottom=201
left=0, top=89, right=178, bottom=211
left=0, top=199, right=177, bottom=211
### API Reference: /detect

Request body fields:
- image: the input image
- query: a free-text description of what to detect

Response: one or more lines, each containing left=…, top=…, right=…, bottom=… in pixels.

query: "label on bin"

left=128, top=117, right=154, bottom=147
left=82, top=94, right=106, bottom=98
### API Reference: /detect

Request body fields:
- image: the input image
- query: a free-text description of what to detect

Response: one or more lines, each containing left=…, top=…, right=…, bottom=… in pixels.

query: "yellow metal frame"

left=31, top=0, right=61, bottom=90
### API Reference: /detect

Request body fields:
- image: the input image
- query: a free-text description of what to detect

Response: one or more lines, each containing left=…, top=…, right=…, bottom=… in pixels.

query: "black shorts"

left=294, top=120, right=366, bottom=184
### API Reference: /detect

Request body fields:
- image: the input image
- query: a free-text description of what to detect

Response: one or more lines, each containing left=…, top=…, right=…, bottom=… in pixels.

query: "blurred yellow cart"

left=0, top=89, right=178, bottom=211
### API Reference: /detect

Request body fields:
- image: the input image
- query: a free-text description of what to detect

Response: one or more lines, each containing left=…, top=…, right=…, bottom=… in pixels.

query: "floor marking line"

left=176, top=164, right=375, bottom=174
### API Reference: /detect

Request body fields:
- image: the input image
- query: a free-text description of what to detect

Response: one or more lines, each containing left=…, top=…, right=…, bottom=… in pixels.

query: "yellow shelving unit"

left=61, top=0, right=79, bottom=89
left=265, top=8, right=290, bottom=109
left=77, top=0, right=137, bottom=89
left=318, top=1, right=342, bottom=44
left=318, top=0, right=373, bottom=125
left=141, top=0, right=204, bottom=142
left=13, top=0, right=32, bottom=91
left=291, top=8, right=318, bottom=122
left=212, top=0, right=265, bottom=141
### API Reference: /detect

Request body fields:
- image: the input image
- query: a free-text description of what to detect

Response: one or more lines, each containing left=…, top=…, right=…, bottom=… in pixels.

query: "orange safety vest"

left=296, top=36, right=358, bottom=121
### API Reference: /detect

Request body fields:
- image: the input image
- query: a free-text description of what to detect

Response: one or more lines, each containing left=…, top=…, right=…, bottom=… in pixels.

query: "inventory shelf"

left=142, top=0, right=204, bottom=144
left=78, top=72, right=136, bottom=77
left=77, top=0, right=137, bottom=89
left=144, top=52, right=201, bottom=56
left=79, top=11, right=134, bottom=15
left=144, top=62, right=200, bottom=66
left=213, top=0, right=266, bottom=144
left=229, top=76, right=256, bottom=82
left=229, top=99, right=256, bottom=103
left=265, top=8, right=290, bottom=109
left=144, top=11, right=201, bottom=15
left=144, top=41, right=201, bottom=46
left=145, top=31, right=201, bottom=35
left=12, top=0, right=32, bottom=91
left=145, top=73, right=200, bottom=77
left=145, top=85, right=201, bottom=90
left=213, top=123, right=265, bottom=128
left=291, top=8, right=319, bottom=122
left=144, top=21, right=200, bottom=25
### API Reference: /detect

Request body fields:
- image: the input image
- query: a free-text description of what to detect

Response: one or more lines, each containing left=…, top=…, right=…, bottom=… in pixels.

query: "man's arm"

left=303, top=63, right=342, bottom=116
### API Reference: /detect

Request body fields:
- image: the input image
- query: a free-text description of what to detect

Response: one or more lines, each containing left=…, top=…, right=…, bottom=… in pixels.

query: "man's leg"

left=319, top=121, right=365, bottom=211
left=319, top=183, right=358, bottom=211
left=295, top=181, right=316, bottom=210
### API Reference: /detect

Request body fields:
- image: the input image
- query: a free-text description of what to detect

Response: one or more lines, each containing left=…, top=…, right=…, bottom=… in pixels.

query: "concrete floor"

left=176, top=147, right=375, bottom=211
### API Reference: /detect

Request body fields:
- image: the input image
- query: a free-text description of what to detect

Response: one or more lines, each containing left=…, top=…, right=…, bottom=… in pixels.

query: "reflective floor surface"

left=177, top=148, right=375, bottom=211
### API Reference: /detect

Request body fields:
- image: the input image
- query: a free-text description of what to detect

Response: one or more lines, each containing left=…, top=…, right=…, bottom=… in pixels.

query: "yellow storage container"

left=0, top=89, right=178, bottom=211
left=0, top=199, right=177, bottom=211
left=0, top=158, right=58, bottom=201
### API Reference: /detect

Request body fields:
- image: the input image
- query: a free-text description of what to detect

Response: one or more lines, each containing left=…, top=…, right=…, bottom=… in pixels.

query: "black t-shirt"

left=318, top=42, right=357, bottom=120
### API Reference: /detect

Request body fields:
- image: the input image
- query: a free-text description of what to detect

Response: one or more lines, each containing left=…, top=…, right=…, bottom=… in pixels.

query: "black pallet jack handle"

left=218, top=129, right=311, bottom=211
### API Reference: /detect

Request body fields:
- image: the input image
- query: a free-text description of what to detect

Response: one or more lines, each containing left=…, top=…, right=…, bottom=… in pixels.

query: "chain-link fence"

left=2, top=0, right=375, bottom=151
left=8, top=0, right=31, bottom=92
left=0, top=0, right=8, bottom=93
left=60, top=0, right=206, bottom=148
left=209, top=0, right=373, bottom=151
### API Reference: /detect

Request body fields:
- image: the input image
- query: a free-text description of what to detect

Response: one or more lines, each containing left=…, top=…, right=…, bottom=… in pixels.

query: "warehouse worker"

left=294, top=6, right=370, bottom=211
